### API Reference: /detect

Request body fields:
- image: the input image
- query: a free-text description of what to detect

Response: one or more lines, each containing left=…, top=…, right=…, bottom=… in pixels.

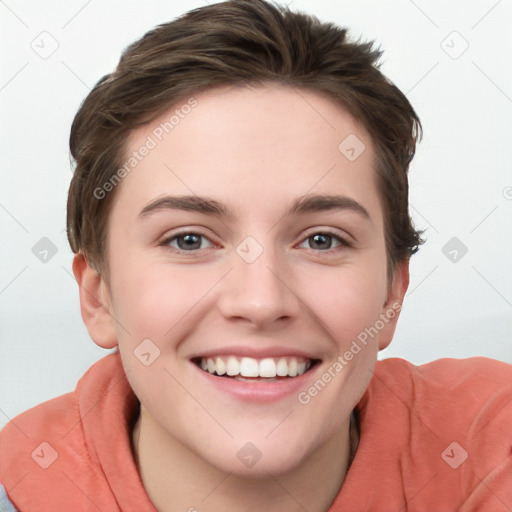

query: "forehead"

left=113, top=83, right=381, bottom=224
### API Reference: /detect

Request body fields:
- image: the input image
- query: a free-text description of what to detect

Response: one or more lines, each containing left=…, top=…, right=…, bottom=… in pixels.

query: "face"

left=93, top=83, right=406, bottom=477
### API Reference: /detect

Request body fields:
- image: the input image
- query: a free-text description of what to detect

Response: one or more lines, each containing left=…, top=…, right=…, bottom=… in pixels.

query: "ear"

left=377, top=259, right=410, bottom=351
left=72, top=253, right=118, bottom=349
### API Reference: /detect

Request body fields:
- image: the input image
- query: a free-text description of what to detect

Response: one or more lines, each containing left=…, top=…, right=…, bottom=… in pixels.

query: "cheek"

left=109, top=260, right=224, bottom=347
left=299, top=262, right=387, bottom=349
left=294, top=265, right=386, bottom=436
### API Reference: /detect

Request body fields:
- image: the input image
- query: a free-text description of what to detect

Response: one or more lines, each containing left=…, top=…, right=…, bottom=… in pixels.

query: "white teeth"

left=259, top=358, right=277, bottom=378
left=288, top=359, right=298, bottom=377
left=240, top=357, right=259, bottom=377
left=198, top=355, right=313, bottom=378
left=276, top=358, right=288, bottom=376
left=215, top=357, right=226, bottom=376
left=226, top=356, right=240, bottom=376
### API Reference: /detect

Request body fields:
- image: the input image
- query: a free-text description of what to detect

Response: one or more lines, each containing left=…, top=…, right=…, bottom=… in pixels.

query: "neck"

left=131, top=406, right=358, bottom=512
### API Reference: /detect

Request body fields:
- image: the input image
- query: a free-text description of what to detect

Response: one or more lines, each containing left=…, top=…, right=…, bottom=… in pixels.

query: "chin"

left=195, top=430, right=315, bottom=478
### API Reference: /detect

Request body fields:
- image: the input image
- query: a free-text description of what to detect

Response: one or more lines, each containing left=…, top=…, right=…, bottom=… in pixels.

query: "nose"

left=217, top=241, right=300, bottom=329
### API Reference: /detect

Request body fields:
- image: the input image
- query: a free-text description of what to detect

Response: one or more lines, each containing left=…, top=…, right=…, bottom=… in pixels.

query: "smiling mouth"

left=192, top=355, right=320, bottom=381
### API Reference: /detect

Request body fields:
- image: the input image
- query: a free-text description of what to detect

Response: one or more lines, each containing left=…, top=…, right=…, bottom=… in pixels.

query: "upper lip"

left=189, top=345, right=321, bottom=361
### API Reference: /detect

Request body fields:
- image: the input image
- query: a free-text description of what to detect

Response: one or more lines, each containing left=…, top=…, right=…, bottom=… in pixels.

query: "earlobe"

left=72, top=253, right=118, bottom=349
left=378, top=260, right=410, bottom=351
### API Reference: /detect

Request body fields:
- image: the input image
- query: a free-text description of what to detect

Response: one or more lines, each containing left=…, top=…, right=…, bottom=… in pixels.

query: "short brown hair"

left=67, top=0, right=424, bottom=279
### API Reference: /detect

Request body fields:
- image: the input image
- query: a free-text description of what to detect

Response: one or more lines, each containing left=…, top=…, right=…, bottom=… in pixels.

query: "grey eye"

left=167, top=233, right=213, bottom=251
left=300, top=233, right=344, bottom=251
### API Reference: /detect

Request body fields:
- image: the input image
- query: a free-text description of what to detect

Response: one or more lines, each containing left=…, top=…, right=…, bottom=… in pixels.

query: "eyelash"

left=159, top=229, right=352, bottom=255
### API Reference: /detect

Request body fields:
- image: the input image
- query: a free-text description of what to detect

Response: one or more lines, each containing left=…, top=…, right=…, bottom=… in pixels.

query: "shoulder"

left=0, top=388, right=80, bottom=509
left=371, top=356, right=512, bottom=429
left=376, top=355, right=512, bottom=384
left=0, top=353, right=125, bottom=508
left=371, top=356, right=512, bottom=505
left=0, top=390, right=78, bottom=457
left=374, top=355, right=512, bottom=403
left=0, top=353, right=120, bottom=450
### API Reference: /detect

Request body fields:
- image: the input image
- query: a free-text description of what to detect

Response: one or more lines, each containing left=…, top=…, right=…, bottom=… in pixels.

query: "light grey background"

left=1, top=0, right=511, bottom=431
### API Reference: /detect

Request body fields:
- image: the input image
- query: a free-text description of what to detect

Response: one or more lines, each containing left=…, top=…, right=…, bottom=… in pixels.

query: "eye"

left=298, top=232, right=349, bottom=252
left=162, top=232, right=215, bottom=252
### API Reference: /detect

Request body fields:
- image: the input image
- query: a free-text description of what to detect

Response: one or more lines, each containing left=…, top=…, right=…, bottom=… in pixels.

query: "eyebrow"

left=288, top=194, right=370, bottom=220
left=138, top=193, right=371, bottom=221
left=139, top=195, right=232, bottom=218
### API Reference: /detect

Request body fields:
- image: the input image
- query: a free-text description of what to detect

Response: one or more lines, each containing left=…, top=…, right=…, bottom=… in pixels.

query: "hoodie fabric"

left=1, top=352, right=511, bottom=511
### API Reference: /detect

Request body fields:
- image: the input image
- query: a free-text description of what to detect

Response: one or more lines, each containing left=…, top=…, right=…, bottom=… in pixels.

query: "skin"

left=73, top=83, right=409, bottom=511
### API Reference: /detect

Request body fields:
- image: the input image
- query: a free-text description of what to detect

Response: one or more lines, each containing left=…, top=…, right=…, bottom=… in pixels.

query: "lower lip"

left=192, top=361, right=320, bottom=403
